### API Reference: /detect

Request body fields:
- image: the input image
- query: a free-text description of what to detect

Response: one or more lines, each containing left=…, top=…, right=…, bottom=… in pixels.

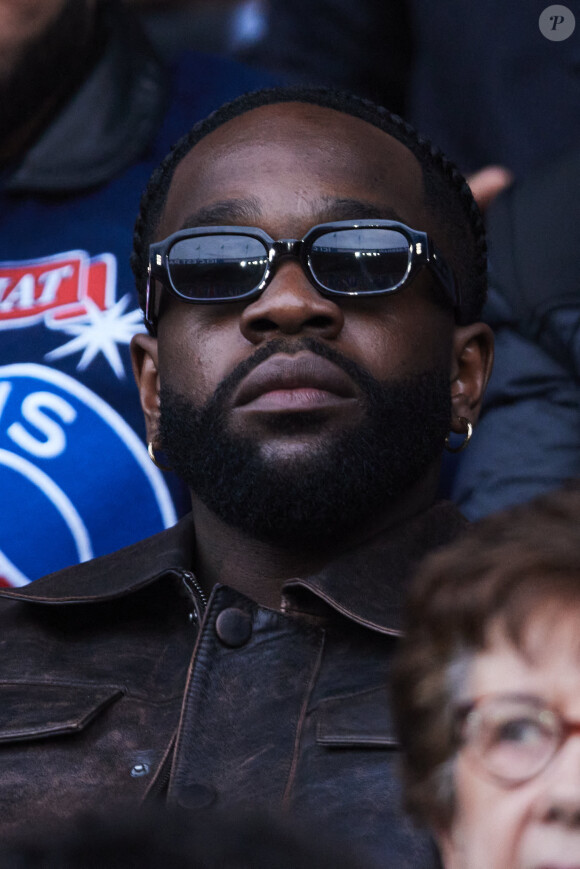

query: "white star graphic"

left=45, top=295, right=144, bottom=379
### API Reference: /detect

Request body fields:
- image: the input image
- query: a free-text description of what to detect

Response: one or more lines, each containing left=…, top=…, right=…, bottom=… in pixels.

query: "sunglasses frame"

left=145, top=219, right=460, bottom=333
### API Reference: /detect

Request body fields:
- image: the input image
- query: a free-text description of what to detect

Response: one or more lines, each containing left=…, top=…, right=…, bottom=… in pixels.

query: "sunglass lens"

left=310, top=228, right=410, bottom=294
left=168, top=235, right=269, bottom=300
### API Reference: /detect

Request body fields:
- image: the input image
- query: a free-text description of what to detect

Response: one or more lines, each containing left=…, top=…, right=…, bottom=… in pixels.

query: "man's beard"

left=0, top=0, right=99, bottom=146
left=159, top=338, right=451, bottom=547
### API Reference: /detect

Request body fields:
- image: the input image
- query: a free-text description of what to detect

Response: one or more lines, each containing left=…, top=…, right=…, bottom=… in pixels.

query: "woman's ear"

left=130, top=332, right=160, bottom=444
left=449, top=322, right=494, bottom=434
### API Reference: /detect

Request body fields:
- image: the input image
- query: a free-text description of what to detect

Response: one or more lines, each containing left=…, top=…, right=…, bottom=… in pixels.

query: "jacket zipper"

left=179, top=569, right=207, bottom=622
left=143, top=732, right=176, bottom=803
left=144, top=570, right=207, bottom=803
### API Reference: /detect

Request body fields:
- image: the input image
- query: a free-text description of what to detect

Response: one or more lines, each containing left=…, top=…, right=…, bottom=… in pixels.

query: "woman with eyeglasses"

left=392, top=481, right=580, bottom=869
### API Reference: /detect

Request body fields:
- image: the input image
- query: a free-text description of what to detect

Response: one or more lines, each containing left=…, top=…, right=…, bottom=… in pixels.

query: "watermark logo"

left=539, top=5, right=576, bottom=40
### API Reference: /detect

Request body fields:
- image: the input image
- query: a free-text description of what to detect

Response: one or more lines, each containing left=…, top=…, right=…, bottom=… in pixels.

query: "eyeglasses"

left=457, top=693, right=580, bottom=785
left=145, top=219, right=460, bottom=332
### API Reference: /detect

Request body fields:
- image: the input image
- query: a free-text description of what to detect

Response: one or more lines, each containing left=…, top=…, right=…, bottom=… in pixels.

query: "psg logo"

left=0, top=364, right=176, bottom=587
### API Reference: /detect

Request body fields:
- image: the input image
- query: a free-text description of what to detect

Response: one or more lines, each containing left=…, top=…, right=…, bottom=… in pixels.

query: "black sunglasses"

left=145, top=219, right=460, bottom=332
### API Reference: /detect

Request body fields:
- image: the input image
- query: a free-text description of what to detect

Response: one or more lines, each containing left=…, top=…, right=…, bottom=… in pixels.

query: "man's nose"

left=535, top=738, right=580, bottom=828
left=239, top=260, right=345, bottom=343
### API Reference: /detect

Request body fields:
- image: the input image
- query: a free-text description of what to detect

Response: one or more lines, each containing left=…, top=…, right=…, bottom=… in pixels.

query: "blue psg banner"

left=0, top=362, right=176, bottom=587
left=0, top=247, right=177, bottom=587
left=0, top=52, right=276, bottom=586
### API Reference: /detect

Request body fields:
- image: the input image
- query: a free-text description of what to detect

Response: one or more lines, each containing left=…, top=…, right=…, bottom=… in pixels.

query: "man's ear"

left=130, top=332, right=160, bottom=445
left=449, top=322, right=494, bottom=434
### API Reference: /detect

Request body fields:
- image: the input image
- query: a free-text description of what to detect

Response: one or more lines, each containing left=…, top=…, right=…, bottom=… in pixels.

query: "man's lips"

left=232, top=352, right=359, bottom=412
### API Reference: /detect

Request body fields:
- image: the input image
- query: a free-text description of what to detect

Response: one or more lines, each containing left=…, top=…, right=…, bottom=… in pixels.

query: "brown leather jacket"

left=0, top=503, right=465, bottom=866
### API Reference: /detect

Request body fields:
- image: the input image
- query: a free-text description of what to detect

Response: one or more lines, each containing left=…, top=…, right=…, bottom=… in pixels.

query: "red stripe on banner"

left=0, top=255, right=84, bottom=322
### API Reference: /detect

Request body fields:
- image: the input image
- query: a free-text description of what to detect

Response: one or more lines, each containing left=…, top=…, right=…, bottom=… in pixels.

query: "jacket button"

left=176, top=783, right=216, bottom=810
left=215, top=607, right=252, bottom=647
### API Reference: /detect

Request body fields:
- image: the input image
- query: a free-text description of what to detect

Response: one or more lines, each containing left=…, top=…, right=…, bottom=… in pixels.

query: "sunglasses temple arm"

left=430, top=243, right=462, bottom=315
left=144, top=264, right=158, bottom=335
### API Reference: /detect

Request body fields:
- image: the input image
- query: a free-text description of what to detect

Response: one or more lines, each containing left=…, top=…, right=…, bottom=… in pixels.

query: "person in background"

left=237, top=0, right=579, bottom=181
left=0, top=807, right=365, bottom=869
left=452, top=145, right=580, bottom=519
left=126, top=0, right=252, bottom=61
left=0, top=0, right=274, bottom=587
left=0, top=86, right=493, bottom=865
left=393, top=481, right=580, bottom=869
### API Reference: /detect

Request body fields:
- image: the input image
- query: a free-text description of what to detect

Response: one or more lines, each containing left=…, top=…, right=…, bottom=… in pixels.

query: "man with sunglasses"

left=0, top=87, right=493, bottom=864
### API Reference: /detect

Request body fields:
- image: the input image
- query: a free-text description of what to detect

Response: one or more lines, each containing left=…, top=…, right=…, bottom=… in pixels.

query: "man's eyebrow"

left=180, top=198, right=261, bottom=228
left=179, top=197, right=406, bottom=230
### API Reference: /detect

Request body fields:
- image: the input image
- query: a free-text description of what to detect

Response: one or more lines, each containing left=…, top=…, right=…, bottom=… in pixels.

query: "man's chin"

left=160, top=367, right=451, bottom=545
left=257, top=431, right=343, bottom=464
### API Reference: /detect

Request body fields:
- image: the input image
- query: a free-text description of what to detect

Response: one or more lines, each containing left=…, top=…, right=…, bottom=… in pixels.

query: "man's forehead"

left=158, top=102, right=429, bottom=239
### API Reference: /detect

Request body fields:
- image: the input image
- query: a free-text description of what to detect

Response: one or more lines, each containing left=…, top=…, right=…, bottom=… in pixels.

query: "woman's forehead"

left=464, top=605, right=580, bottom=706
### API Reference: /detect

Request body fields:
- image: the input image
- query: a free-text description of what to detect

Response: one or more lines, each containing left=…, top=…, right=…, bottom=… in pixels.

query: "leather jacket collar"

left=283, top=500, right=466, bottom=634
left=0, top=501, right=465, bottom=635
left=5, top=1, right=167, bottom=193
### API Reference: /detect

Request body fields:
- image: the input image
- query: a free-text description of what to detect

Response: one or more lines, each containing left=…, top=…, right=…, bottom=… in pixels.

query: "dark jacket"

left=0, top=503, right=465, bottom=865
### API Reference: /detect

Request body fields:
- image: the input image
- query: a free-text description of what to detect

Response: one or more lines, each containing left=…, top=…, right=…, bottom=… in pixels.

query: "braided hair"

left=131, top=86, right=487, bottom=331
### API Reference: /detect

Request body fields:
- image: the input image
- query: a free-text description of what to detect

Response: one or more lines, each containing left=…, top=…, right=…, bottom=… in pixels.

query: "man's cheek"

left=159, top=329, right=235, bottom=403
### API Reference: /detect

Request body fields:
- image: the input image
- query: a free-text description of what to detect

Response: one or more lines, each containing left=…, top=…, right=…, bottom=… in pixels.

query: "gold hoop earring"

left=444, top=417, right=473, bottom=454
left=148, top=441, right=173, bottom=471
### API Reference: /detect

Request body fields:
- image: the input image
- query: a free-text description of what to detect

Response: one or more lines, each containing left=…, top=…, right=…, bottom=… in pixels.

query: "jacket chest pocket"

left=0, top=681, right=123, bottom=743
left=0, top=682, right=136, bottom=838
left=316, top=685, right=399, bottom=748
